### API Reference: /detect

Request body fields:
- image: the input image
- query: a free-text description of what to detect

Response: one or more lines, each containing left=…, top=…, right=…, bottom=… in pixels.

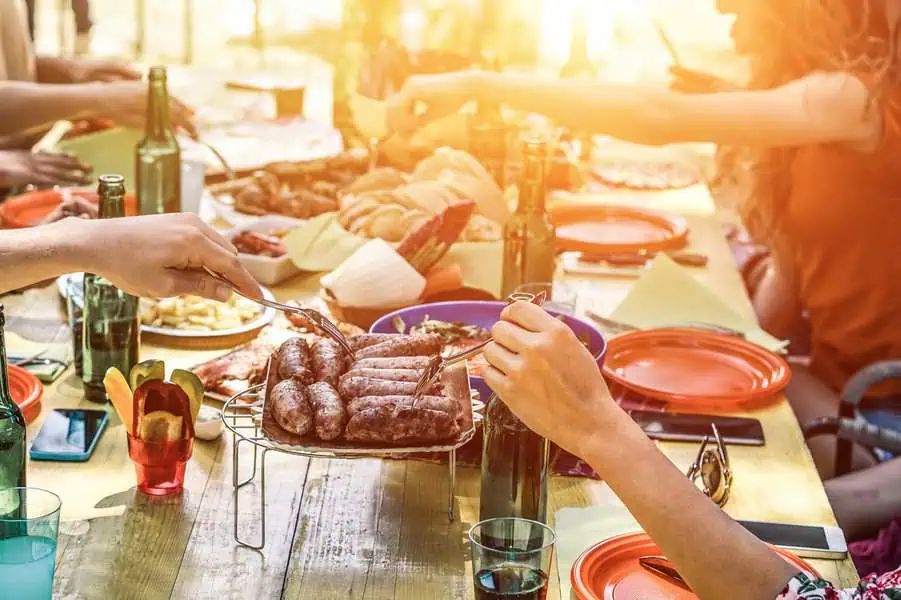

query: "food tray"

left=260, top=357, right=476, bottom=455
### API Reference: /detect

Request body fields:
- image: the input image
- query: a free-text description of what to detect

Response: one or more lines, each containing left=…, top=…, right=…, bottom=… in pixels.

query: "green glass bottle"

left=0, top=305, right=27, bottom=528
left=500, top=138, right=557, bottom=298
left=136, top=66, right=181, bottom=215
left=82, top=175, right=140, bottom=404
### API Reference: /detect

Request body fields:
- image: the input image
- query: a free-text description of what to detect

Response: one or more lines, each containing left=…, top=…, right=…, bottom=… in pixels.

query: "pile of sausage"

left=268, top=333, right=464, bottom=444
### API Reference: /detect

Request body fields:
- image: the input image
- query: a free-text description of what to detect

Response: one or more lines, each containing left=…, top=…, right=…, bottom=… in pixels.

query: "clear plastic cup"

left=469, top=517, right=556, bottom=600
left=0, top=488, right=62, bottom=600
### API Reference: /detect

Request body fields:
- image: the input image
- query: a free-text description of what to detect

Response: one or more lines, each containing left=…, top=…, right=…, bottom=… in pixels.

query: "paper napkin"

left=555, top=504, right=642, bottom=599
left=609, top=254, right=787, bottom=352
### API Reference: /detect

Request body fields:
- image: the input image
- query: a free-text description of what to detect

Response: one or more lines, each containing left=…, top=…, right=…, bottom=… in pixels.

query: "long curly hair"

left=733, top=0, right=899, bottom=247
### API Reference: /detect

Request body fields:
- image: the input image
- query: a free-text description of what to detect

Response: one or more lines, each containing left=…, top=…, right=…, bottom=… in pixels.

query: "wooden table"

left=3, top=186, right=858, bottom=599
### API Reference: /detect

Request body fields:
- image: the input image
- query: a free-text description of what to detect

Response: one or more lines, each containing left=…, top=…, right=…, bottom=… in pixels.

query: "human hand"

left=40, top=192, right=98, bottom=224
left=386, top=71, right=477, bottom=138
left=69, top=58, right=142, bottom=83
left=668, top=65, right=731, bottom=94
left=482, top=301, right=619, bottom=459
left=0, top=150, right=92, bottom=188
left=78, top=213, right=261, bottom=301
left=92, top=81, right=198, bottom=138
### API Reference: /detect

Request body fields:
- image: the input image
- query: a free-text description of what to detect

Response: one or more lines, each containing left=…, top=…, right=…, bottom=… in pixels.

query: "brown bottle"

left=500, top=138, right=556, bottom=298
left=468, top=51, right=507, bottom=188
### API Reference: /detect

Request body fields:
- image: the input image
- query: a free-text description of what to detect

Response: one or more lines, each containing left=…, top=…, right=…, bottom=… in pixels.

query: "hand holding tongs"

left=202, top=267, right=355, bottom=358
left=413, top=290, right=548, bottom=398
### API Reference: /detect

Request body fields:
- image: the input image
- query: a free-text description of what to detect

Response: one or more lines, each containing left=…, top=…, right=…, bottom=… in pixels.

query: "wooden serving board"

left=260, top=355, right=474, bottom=453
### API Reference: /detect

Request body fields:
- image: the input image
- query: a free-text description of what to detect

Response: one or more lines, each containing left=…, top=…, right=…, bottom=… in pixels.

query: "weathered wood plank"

left=170, top=444, right=312, bottom=600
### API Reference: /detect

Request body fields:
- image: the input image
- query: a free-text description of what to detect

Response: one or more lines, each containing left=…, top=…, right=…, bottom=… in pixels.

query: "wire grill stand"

left=222, top=384, right=471, bottom=549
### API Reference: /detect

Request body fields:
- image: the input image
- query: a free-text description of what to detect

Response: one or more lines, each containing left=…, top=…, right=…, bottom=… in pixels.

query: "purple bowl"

left=370, top=301, right=607, bottom=401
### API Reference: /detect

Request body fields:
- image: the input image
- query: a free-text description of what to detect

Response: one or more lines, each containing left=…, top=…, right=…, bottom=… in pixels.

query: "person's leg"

left=785, top=362, right=878, bottom=479
left=826, top=457, right=901, bottom=541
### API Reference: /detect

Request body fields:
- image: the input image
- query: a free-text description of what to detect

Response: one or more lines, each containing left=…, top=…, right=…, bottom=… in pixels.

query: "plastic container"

left=227, top=215, right=305, bottom=285
left=127, top=434, right=193, bottom=496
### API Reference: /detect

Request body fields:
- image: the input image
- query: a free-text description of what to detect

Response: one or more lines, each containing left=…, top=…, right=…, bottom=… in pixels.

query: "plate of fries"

left=58, top=274, right=276, bottom=340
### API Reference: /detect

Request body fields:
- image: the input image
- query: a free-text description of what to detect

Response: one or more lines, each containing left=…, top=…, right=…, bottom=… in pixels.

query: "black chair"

left=803, top=360, right=901, bottom=476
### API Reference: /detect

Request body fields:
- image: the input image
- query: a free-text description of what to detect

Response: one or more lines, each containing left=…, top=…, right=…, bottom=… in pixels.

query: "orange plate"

left=603, top=329, right=790, bottom=408
left=0, top=190, right=137, bottom=229
left=572, top=532, right=819, bottom=600
left=550, top=204, right=689, bottom=254
left=7, top=365, right=43, bottom=424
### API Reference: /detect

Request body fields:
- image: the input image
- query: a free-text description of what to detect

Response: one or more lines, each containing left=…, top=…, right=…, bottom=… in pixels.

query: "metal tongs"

left=202, top=267, right=355, bottom=357
left=413, top=290, right=548, bottom=397
left=639, top=556, right=691, bottom=590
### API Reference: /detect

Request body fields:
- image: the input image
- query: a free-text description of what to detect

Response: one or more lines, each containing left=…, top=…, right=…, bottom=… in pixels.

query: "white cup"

left=180, top=144, right=206, bottom=214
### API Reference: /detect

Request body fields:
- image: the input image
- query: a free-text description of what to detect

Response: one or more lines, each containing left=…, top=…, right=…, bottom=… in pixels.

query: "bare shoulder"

left=794, top=71, right=882, bottom=151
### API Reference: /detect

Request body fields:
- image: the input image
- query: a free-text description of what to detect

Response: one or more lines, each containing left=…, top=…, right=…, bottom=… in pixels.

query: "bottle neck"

left=0, top=310, right=12, bottom=407
left=517, top=156, right=547, bottom=213
left=99, top=194, right=126, bottom=219
left=146, top=78, right=173, bottom=140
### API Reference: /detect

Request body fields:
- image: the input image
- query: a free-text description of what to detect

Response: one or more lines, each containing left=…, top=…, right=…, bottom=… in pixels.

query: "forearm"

left=0, top=82, right=100, bottom=136
left=35, top=56, right=76, bottom=84
left=0, top=220, right=97, bottom=293
left=582, top=411, right=798, bottom=600
left=826, top=457, right=901, bottom=541
left=475, top=72, right=687, bottom=146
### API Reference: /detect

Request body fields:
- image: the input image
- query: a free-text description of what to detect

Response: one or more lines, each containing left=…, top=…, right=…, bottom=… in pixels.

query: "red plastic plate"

left=572, top=532, right=819, bottom=600
left=550, top=204, right=689, bottom=254
left=603, top=329, right=791, bottom=408
left=0, top=190, right=137, bottom=229
left=7, top=365, right=43, bottom=424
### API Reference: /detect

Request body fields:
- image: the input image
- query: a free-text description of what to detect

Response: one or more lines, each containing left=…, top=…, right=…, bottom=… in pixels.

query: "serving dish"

left=226, top=215, right=305, bottom=285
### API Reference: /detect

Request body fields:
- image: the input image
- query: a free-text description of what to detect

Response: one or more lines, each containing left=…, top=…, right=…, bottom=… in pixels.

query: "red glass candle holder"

left=126, top=433, right=194, bottom=496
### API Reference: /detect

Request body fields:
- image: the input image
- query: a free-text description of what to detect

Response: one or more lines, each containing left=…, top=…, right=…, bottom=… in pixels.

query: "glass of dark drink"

left=469, top=517, right=555, bottom=600
left=65, top=275, right=84, bottom=377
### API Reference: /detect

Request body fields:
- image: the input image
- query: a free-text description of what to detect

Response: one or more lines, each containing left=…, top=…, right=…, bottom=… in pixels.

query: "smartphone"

left=738, top=520, right=848, bottom=560
left=629, top=410, right=765, bottom=446
left=29, top=409, right=109, bottom=462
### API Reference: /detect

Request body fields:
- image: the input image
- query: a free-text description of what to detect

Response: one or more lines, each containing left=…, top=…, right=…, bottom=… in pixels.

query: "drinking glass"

left=65, top=274, right=84, bottom=377
left=513, top=282, right=576, bottom=315
left=127, top=433, right=193, bottom=496
left=469, top=517, right=556, bottom=600
left=0, top=488, right=61, bottom=600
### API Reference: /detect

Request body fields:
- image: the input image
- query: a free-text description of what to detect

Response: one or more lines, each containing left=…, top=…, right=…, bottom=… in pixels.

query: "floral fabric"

left=777, top=570, right=901, bottom=599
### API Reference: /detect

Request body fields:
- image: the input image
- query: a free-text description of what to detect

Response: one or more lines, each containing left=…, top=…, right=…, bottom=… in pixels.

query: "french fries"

left=139, top=295, right=261, bottom=332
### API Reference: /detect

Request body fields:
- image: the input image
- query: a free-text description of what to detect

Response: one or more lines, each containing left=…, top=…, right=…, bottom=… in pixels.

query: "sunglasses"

left=685, top=424, right=733, bottom=507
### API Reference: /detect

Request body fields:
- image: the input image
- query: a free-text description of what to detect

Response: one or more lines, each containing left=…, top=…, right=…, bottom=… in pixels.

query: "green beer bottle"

left=82, top=175, right=140, bottom=404
left=500, top=138, right=557, bottom=298
left=136, top=66, right=181, bottom=214
left=0, top=305, right=27, bottom=528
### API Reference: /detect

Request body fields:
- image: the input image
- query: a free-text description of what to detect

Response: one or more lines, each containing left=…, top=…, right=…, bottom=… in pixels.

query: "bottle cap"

left=148, top=66, right=167, bottom=80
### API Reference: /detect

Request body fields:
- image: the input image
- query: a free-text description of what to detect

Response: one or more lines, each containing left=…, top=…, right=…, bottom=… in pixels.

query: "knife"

left=578, top=250, right=709, bottom=268
left=639, top=556, right=692, bottom=590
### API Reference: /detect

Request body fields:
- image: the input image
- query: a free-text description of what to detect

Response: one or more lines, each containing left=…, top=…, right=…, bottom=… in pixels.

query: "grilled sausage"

left=347, top=395, right=455, bottom=417
left=344, top=405, right=458, bottom=443
left=311, top=338, right=345, bottom=388
left=338, top=376, right=437, bottom=399
left=277, top=338, right=313, bottom=383
left=354, top=334, right=442, bottom=360
left=351, top=356, right=432, bottom=370
left=270, top=378, right=313, bottom=436
left=348, top=334, right=397, bottom=352
left=340, top=368, right=421, bottom=385
left=307, top=381, right=346, bottom=441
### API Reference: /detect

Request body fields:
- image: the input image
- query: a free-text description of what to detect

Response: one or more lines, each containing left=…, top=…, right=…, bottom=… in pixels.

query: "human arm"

left=35, top=56, right=140, bottom=84
left=0, top=80, right=196, bottom=138
left=826, top=457, right=901, bottom=542
left=389, top=70, right=880, bottom=149
left=481, top=302, right=809, bottom=600
left=0, top=150, right=92, bottom=187
left=752, top=256, right=805, bottom=342
left=0, top=213, right=260, bottom=300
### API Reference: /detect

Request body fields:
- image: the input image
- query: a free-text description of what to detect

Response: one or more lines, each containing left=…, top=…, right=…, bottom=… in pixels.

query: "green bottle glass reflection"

left=82, top=175, right=140, bottom=404
left=0, top=305, right=27, bottom=527
left=500, top=138, right=557, bottom=298
left=136, top=66, right=181, bottom=215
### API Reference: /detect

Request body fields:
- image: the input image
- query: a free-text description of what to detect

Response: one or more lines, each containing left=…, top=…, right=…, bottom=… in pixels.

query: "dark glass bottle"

left=0, top=305, right=27, bottom=528
left=500, top=138, right=556, bottom=298
left=479, top=394, right=549, bottom=525
left=82, top=175, right=140, bottom=404
left=136, top=66, right=181, bottom=215
left=468, top=51, right=507, bottom=189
